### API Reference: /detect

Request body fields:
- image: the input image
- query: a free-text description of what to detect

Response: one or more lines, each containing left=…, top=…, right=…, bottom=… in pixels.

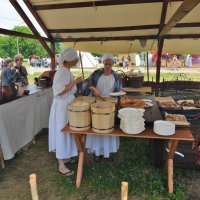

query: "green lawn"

left=54, top=138, right=187, bottom=200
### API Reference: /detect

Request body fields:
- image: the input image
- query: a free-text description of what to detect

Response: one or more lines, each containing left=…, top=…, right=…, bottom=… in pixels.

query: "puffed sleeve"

left=53, top=68, right=71, bottom=97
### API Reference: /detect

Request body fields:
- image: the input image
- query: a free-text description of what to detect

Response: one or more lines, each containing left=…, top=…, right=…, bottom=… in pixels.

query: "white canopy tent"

left=23, top=0, right=200, bottom=54
left=77, top=51, right=98, bottom=68
left=1, top=0, right=200, bottom=84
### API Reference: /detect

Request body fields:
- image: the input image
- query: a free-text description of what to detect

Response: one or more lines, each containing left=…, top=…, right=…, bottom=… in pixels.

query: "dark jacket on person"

left=15, top=65, right=28, bottom=86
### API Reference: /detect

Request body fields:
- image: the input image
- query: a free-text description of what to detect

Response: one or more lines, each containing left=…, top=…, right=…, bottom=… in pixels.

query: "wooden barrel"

left=68, top=101, right=91, bottom=131
left=75, top=96, right=96, bottom=105
left=96, top=96, right=118, bottom=104
left=91, top=102, right=115, bottom=133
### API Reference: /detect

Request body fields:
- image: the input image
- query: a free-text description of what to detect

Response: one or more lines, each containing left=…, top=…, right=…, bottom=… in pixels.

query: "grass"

left=52, top=138, right=187, bottom=200
left=25, top=63, right=200, bottom=85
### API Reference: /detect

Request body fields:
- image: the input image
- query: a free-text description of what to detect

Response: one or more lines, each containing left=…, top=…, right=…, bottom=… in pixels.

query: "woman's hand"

left=89, top=86, right=100, bottom=96
left=75, top=76, right=83, bottom=84
left=194, top=113, right=200, bottom=120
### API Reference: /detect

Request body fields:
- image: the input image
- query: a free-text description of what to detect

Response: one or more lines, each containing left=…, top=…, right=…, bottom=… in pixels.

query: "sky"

left=0, top=0, right=45, bottom=36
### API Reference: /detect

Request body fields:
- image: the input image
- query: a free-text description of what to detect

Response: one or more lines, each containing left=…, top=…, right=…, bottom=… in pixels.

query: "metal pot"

left=38, top=78, right=47, bottom=88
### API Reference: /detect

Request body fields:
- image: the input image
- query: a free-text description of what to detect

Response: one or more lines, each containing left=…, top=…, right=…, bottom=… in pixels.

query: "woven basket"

left=126, top=76, right=144, bottom=88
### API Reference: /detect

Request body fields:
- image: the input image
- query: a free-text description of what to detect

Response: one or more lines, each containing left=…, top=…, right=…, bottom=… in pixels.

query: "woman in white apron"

left=49, top=48, right=83, bottom=176
left=85, top=54, right=122, bottom=161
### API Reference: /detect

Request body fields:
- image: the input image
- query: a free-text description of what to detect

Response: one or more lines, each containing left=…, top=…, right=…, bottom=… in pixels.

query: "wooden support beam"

left=49, top=24, right=159, bottom=33
left=33, top=0, right=182, bottom=10
left=59, top=35, right=157, bottom=42
left=160, top=0, right=200, bottom=36
left=10, top=0, right=53, bottom=57
left=50, top=43, right=56, bottom=70
left=49, top=22, right=200, bottom=34
left=155, top=0, right=169, bottom=96
left=0, top=28, right=49, bottom=41
left=165, top=34, right=200, bottom=39
left=54, top=33, right=200, bottom=43
left=23, top=0, right=53, bottom=42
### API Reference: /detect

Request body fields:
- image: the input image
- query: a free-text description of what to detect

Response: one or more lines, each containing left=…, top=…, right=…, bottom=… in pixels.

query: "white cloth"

left=85, top=74, right=120, bottom=158
left=102, top=54, right=115, bottom=63
left=0, top=86, right=53, bottom=160
left=49, top=67, right=78, bottom=159
left=58, top=47, right=78, bottom=65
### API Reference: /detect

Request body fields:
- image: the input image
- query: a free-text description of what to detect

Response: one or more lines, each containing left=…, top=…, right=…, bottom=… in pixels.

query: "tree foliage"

left=0, top=25, right=62, bottom=59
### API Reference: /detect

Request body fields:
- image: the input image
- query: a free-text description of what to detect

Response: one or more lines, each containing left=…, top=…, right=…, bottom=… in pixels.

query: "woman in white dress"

left=84, top=54, right=122, bottom=161
left=49, top=48, right=83, bottom=176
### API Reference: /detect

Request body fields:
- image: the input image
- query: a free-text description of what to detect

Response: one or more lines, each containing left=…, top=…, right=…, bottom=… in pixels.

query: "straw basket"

left=91, top=102, right=115, bottom=133
left=75, top=96, right=96, bottom=105
left=96, top=96, right=118, bottom=104
left=68, top=101, right=91, bottom=131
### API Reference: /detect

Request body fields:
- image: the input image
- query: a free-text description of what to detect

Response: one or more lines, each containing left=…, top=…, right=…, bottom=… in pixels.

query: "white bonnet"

left=58, top=47, right=78, bottom=64
left=102, top=53, right=115, bottom=63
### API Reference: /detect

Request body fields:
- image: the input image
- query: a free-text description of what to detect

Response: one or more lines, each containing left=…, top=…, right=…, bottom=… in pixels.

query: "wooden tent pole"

left=146, top=51, right=149, bottom=82
left=50, top=43, right=56, bottom=70
left=79, top=51, right=85, bottom=79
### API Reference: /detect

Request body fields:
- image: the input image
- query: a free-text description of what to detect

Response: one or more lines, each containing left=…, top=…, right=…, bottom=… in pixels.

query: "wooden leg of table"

left=73, top=134, right=85, bottom=188
left=81, top=135, right=89, bottom=166
left=166, top=140, right=179, bottom=194
left=168, top=159, right=173, bottom=193
left=76, top=151, right=84, bottom=188
left=0, top=145, right=5, bottom=169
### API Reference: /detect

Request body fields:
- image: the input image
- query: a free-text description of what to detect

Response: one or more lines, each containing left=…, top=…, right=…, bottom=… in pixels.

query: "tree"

left=0, top=25, right=62, bottom=59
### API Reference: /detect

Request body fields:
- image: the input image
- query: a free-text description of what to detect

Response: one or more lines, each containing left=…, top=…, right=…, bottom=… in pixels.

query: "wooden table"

left=123, top=87, right=152, bottom=93
left=62, top=125, right=194, bottom=193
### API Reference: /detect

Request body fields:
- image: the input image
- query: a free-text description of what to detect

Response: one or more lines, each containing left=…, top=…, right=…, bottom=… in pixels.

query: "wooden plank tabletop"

left=123, top=87, right=152, bottom=93
left=62, top=125, right=194, bottom=141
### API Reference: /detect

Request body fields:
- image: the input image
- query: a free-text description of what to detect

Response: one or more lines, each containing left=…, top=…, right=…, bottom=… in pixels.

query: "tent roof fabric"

left=21, top=1, right=200, bottom=54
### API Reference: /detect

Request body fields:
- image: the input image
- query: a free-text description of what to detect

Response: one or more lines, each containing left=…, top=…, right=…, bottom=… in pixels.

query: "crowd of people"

left=0, top=54, right=28, bottom=103
left=29, top=57, right=51, bottom=68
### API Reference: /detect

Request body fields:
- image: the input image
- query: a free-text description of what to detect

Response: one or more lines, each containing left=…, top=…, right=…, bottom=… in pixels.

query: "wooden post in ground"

left=29, top=174, right=39, bottom=200
left=121, top=182, right=128, bottom=200
left=0, top=145, right=5, bottom=169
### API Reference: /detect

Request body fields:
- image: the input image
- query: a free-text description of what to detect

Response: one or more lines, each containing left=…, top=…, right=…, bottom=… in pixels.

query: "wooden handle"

left=121, top=181, right=128, bottom=200
left=29, top=174, right=39, bottom=200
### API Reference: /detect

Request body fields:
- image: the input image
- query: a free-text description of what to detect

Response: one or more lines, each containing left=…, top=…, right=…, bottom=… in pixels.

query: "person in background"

left=84, top=53, right=122, bottom=162
left=49, top=47, right=83, bottom=176
left=123, top=57, right=129, bottom=70
left=172, top=55, right=178, bottom=71
left=1, top=58, right=19, bottom=101
left=14, top=54, right=29, bottom=86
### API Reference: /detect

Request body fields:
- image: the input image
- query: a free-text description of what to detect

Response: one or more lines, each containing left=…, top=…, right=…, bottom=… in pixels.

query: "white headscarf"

left=58, top=47, right=78, bottom=65
left=102, top=53, right=115, bottom=63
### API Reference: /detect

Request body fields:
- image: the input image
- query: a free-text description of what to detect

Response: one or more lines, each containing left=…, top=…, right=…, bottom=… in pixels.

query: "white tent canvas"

left=77, top=51, right=98, bottom=68
left=118, top=53, right=141, bottom=66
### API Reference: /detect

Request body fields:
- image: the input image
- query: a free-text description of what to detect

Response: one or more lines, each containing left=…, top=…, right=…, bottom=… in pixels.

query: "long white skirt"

left=85, top=135, right=120, bottom=158
left=49, top=95, right=78, bottom=159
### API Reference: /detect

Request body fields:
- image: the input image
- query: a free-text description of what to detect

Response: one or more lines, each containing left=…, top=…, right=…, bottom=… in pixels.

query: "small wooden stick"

left=29, top=174, right=39, bottom=200
left=121, top=181, right=128, bottom=200
left=0, top=145, right=5, bottom=169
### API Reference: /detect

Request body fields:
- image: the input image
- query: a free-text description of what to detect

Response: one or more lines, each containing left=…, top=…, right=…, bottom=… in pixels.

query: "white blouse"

left=96, top=74, right=115, bottom=96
